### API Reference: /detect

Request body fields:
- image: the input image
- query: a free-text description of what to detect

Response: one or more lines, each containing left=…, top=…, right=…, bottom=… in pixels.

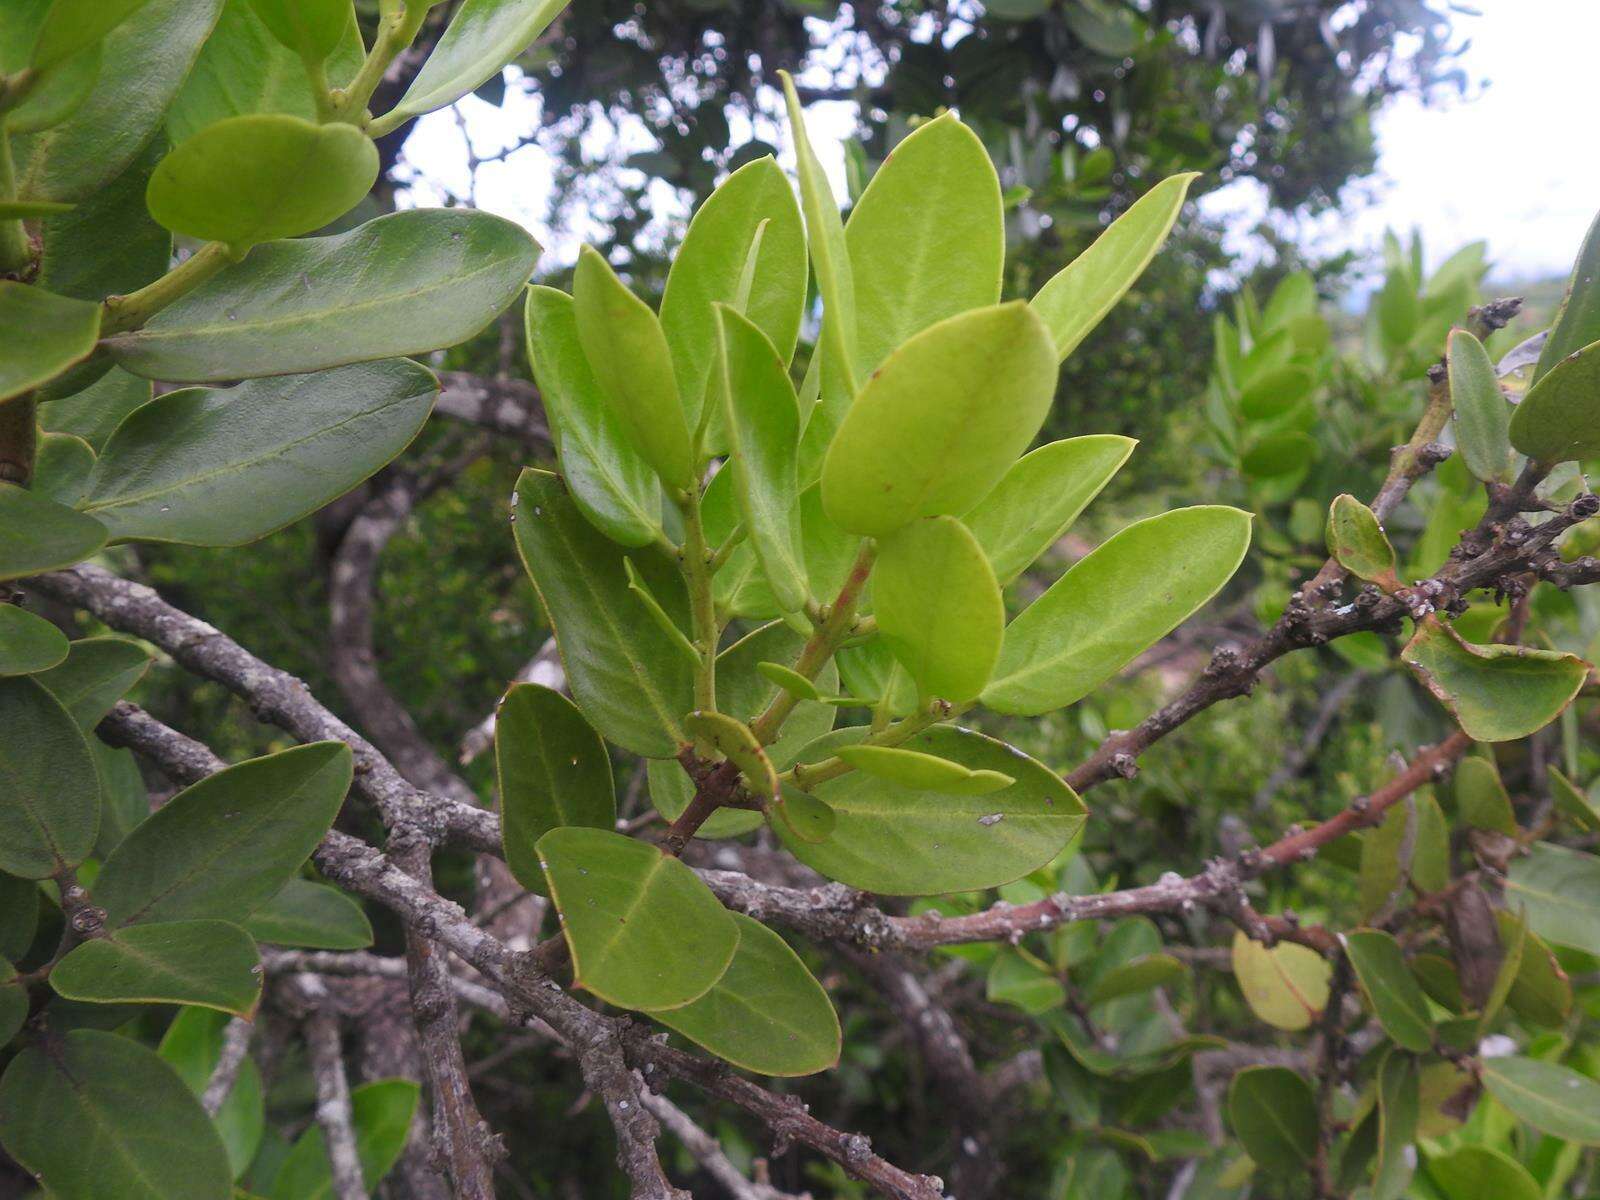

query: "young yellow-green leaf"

left=685, top=709, right=779, bottom=803
left=1497, top=911, right=1572, bottom=1027
left=1480, top=1056, right=1600, bottom=1144
left=1454, top=755, right=1518, bottom=834
left=1237, top=364, right=1313, bottom=421
left=512, top=470, right=695, bottom=757
left=1504, top=842, right=1600, bottom=956
left=835, top=636, right=918, bottom=720
left=1230, top=929, right=1329, bottom=1031
left=525, top=285, right=663, bottom=547
left=496, top=683, right=616, bottom=892
left=0, top=483, right=107, bottom=580
left=835, top=744, right=1013, bottom=795
left=1372, top=1049, right=1419, bottom=1200
left=845, top=111, right=1003, bottom=377
left=158, top=1006, right=265, bottom=1178
left=382, top=0, right=569, bottom=128
left=537, top=826, right=738, bottom=1011
left=146, top=114, right=376, bottom=249
left=622, top=558, right=699, bottom=666
left=29, top=0, right=151, bottom=70
left=645, top=911, right=839, bottom=1075
left=1448, top=329, right=1512, bottom=483
left=964, top=435, right=1136, bottom=584
left=83, top=361, right=437, bottom=546
left=1031, top=172, right=1198, bottom=362
left=1549, top=766, right=1600, bottom=833
left=1326, top=493, right=1399, bottom=589
left=269, top=1079, right=420, bottom=1200
left=771, top=787, right=836, bottom=844
left=777, top=725, right=1085, bottom=894
left=875, top=515, right=1004, bottom=703
left=757, top=660, right=823, bottom=702
left=1402, top=617, right=1588, bottom=742
left=572, top=245, right=693, bottom=488
left=986, top=506, right=1251, bottom=715
left=1426, top=1146, right=1540, bottom=1200
left=0, top=604, right=69, bottom=676
left=51, top=919, right=262, bottom=1016
left=0, top=1029, right=233, bottom=1200
left=715, top=305, right=807, bottom=612
left=107, top=209, right=539, bottom=382
left=821, top=302, right=1058, bottom=538
left=1345, top=928, right=1434, bottom=1052
left=0, top=282, right=101, bottom=402
left=0, top=675, right=99, bottom=879
left=94, top=742, right=353, bottom=927
left=660, top=157, right=807, bottom=433
left=243, top=878, right=372, bottom=950
left=1509, top=336, right=1600, bottom=464
left=34, top=636, right=152, bottom=729
left=1240, top=429, right=1316, bottom=480
left=246, top=0, right=347, bottom=61
left=1534, top=205, right=1600, bottom=383
left=1227, top=1066, right=1316, bottom=1176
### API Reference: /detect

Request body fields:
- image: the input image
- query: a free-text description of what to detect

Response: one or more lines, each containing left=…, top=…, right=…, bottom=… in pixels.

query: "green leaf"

left=1372, top=1049, right=1418, bottom=1200
left=1535, top=206, right=1600, bottom=383
left=648, top=911, right=839, bottom=1075
left=40, top=368, right=153, bottom=451
left=82, top=361, right=437, bottom=546
left=159, top=1006, right=266, bottom=1179
left=33, top=635, right=152, bottom=728
left=716, top=305, right=807, bottom=612
left=33, top=431, right=95, bottom=506
left=622, top=558, right=699, bottom=665
left=0, top=874, right=39, bottom=961
left=1504, top=842, right=1600, bottom=956
left=107, top=209, right=539, bottom=382
left=0, top=198, right=72, bottom=218
left=845, top=111, right=1003, bottom=378
left=987, top=946, right=1065, bottom=1015
left=8, top=47, right=100, bottom=137
left=571, top=245, right=693, bottom=488
left=1031, top=172, right=1197, bottom=362
left=1345, top=928, right=1434, bottom=1052
left=51, top=919, right=262, bottom=1016
left=1454, top=755, right=1517, bottom=835
left=1227, top=1066, right=1317, bottom=1176
left=1237, top=364, right=1312, bottom=421
left=685, top=710, right=778, bottom=803
left=1326, top=493, right=1398, bottom=588
left=243, top=879, right=372, bottom=950
left=14, top=0, right=224, bottom=204
left=1359, top=795, right=1424, bottom=920
left=0, top=604, right=69, bottom=676
left=1085, top=953, right=1186, bottom=1007
left=524, top=285, right=662, bottom=547
left=1481, top=1056, right=1600, bottom=1144
left=1549, top=766, right=1600, bottom=833
left=0, top=675, right=99, bottom=878
left=660, top=157, right=806, bottom=436
left=1230, top=929, right=1329, bottom=1031
left=1402, top=617, right=1588, bottom=742
left=985, top=506, right=1252, bottom=715
left=0, top=960, right=25, bottom=1044
left=0, top=282, right=101, bottom=401
left=94, top=742, right=353, bottom=927
left=29, top=0, right=149, bottom=69
left=770, top=787, right=836, bottom=844
left=1509, top=336, right=1600, bottom=464
left=1448, top=329, right=1512, bottom=482
left=875, top=515, right=1004, bottom=703
left=512, top=469, right=694, bottom=757
left=756, top=660, right=822, bottom=702
left=245, top=0, right=347, bottom=61
left=1497, top=911, right=1571, bottom=1027
left=777, top=725, right=1086, bottom=894
left=496, top=683, right=616, bottom=892
left=537, top=826, right=738, bottom=1011
left=270, top=1079, right=420, bottom=1200
left=964, top=435, right=1136, bottom=584
left=383, top=0, right=569, bottom=127
left=820, top=302, right=1058, bottom=537
left=0, top=1029, right=233, bottom=1200
left=0, top=482, right=107, bottom=580
left=834, top=744, right=1012, bottom=795
left=1426, top=1146, right=1540, bottom=1200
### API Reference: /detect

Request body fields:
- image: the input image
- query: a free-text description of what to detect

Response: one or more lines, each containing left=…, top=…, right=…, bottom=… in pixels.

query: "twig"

left=200, top=1018, right=254, bottom=1118
left=297, top=977, right=368, bottom=1200
left=640, top=1085, right=808, bottom=1200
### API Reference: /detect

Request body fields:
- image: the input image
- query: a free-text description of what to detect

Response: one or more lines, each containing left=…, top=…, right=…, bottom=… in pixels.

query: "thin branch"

left=640, top=1086, right=808, bottom=1200
left=200, top=1018, right=254, bottom=1118
left=458, top=636, right=564, bottom=766
left=297, top=977, right=368, bottom=1200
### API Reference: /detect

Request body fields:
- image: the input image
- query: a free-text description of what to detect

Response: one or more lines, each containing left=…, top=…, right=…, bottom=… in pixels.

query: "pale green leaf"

left=1534, top=205, right=1600, bottom=383
left=1509, top=336, right=1600, bottom=464
left=1402, top=617, right=1588, bottom=742
left=1426, top=1146, right=1540, bottom=1200
left=1481, top=1056, right=1600, bottom=1144
left=1448, top=328, right=1512, bottom=482
left=1504, top=842, right=1600, bottom=956
left=835, top=744, right=1012, bottom=795
left=246, top=0, right=347, bottom=61
left=1230, top=930, right=1329, bottom=1032
left=1326, top=493, right=1398, bottom=587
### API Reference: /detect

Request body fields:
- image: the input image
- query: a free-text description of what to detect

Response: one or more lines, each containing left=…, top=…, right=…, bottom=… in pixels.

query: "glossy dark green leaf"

left=876, top=515, right=1003, bottom=703
left=1402, top=617, right=1588, bottom=742
left=834, top=744, right=1012, bottom=795
left=0, top=282, right=100, bottom=402
left=572, top=245, right=693, bottom=488
left=1549, top=766, right=1600, bottom=833
left=0, top=604, right=69, bottom=676
left=246, top=0, right=347, bottom=60
left=32, top=635, right=151, bottom=729
left=1504, top=842, right=1600, bottom=956
left=94, top=742, right=352, bottom=927
left=1426, top=1146, right=1540, bottom=1200
left=159, top=1006, right=266, bottom=1179
left=648, top=912, right=839, bottom=1075
left=1509, top=336, right=1600, bottom=464
left=1448, top=329, right=1512, bottom=482
left=537, top=826, right=737, bottom=1011
left=1481, top=1056, right=1600, bottom=1144
left=1230, top=930, right=1329, bottom=1032
left=1031, top=172, right=1197, bottom=361
left=1227, top=1066, right=1316, bottom=1176
left=269, top=1079, right=420, bottom=1200
left=986, top=507, right=1252, bottom=715
left=82, top=361, right=436, bottom=546
left=51, top=919, right=261, bottom=1015
left=0, top=675, right=98, bottom=878
left=1326, top=493, right=1398, bottom=588
left=0, top=1029, right=232, bottom=1200
left=525, top=285, right=661, bottom=547
left=243, top=879, right=372, bottom=950
left=964, top=435, right=1135, bottom=584
left=845, top=111, right=1003, bottom=377
left=1345, top=928, right=1433, bottom=1052
left=778, top=725, right=1085, bottom=894
left=1372, top=1049, right=1418, bottom=1200
left=497, top=683, right=616, bottom=891
left=1454, top=755, right=1517, bottom=834
left=1535, top=205, right=1600, bottom=383
left=0, top=483, right=107, bottom=580
left=107, top=209, right=539, bottom=382
left=511, top=469, right=695, bottom=757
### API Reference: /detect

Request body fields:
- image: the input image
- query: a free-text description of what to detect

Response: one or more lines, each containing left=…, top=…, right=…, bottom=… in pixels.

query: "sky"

left=401, top=0, right=1600, bottom=285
